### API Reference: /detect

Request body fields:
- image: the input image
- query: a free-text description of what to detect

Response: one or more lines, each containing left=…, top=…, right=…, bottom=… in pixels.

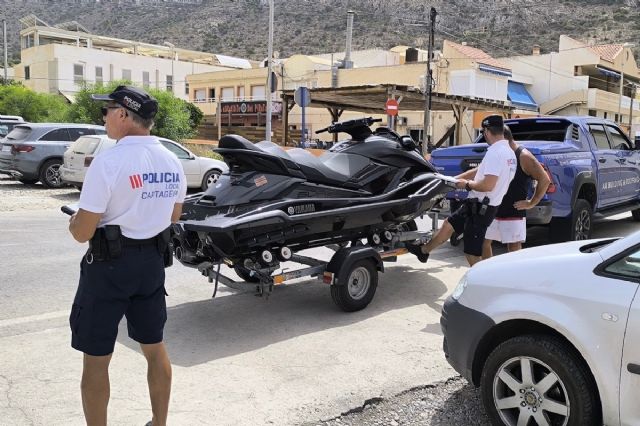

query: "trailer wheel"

left=330, top=259, right=378, bottom=312
left=234, top=265, right=261, bottom=283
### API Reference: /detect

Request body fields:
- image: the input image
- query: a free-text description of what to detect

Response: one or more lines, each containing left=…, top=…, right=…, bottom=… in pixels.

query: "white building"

left=13, top=15, right=253, bottom=101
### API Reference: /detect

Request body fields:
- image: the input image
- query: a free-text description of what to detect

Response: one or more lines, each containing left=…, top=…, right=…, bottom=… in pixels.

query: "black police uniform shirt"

left=78, top=136, right=187, bottom=239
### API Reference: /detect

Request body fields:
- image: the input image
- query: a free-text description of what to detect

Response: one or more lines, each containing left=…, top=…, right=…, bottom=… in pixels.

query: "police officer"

left=68, top=85, right=187, bottom=426
left=408, top=115, right=516, bottom=266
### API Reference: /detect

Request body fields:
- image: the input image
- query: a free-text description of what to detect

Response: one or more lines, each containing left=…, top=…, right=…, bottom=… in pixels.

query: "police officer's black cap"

left=91, top=85, right=158, bottom=119
left=481, top=114, right=504, bottom=129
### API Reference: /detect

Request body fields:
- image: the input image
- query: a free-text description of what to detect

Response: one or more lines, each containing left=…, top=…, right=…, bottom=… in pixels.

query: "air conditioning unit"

left=396, top=117, right=407, bottom=126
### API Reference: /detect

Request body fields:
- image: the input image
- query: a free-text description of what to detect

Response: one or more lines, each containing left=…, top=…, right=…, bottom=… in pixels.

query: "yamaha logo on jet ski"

left=287, top=204, right=316, bottom=215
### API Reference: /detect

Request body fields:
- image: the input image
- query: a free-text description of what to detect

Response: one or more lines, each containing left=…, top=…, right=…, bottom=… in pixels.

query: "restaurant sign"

left=221, top=101, right=282, bottom=115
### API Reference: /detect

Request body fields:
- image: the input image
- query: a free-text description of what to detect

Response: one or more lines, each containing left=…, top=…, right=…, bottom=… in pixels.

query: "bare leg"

left=140, top=342, right=172, bottom=426
left=81, top=353, right=113, bottom=426
left=507, top=242, right=523, bottom=252
left=465, top=254, right=483, bottom=267
left=482, top=239, right=494, bottom=260
left=421, top=219, right=455, bottom=254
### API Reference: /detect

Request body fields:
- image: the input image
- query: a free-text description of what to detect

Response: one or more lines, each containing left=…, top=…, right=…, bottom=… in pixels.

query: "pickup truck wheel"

left=549, top=199, right=592, bottom=242
left=330, top=259, right=378, bottom=312
left=632, top=208, right=640, bottom=222
left=480, top=335, right=600, bottom=426
left=39, top=159, right=64, bottom=188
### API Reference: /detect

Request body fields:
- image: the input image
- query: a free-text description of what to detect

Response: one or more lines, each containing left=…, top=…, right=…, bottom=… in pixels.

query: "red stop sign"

left=385, top=99, right=399, bottom=116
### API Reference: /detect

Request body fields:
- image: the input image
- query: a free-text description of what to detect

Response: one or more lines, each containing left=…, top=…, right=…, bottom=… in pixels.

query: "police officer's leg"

left=421, top=205, right=466, bottom=255
left=140, top=342, right=172, bottom=426
left=81, top=353, right=113, bottom=426
left=462, top=215, right=488, bottom=267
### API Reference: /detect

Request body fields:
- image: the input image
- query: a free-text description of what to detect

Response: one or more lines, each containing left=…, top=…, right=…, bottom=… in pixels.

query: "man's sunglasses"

left=101, top=105, right=124, bottom=116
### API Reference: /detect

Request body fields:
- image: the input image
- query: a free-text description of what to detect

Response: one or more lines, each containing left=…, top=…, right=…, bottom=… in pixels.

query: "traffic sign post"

left=295, top=87, right=311, bottom=147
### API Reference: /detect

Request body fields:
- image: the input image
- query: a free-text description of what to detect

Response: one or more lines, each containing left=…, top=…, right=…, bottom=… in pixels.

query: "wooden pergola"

left=281, top=84, right=516, bottom=147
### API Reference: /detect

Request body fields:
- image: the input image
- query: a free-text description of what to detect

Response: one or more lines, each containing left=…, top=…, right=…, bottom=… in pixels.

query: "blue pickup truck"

left=430, top=116, right=640, bottom=242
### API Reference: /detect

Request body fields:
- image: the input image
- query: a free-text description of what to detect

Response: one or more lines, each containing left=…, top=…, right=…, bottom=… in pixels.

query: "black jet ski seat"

left=219, top=135, right=368, bottom=187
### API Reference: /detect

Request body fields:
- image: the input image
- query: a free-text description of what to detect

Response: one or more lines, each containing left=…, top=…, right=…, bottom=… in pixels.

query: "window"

left=604, top=247, right=640, bottom=280
left=95, top=66, right=103, bottom=85
left=39, top=128, right=71, bottom=142
left=142, top=71, right=150, bottom=89
left=588, top=109, right=597, bottom=117
left=166, top=75, right=173, bottom=92
left=185, top=81, right=190, bottom=95
left=588, top=124, right=611, bottom=150
left=603, top=112, right=608, bottom=119
left=251, top=85, right=266, bottom=100
left=606, top=125, right=631, bottom=150
left=221, top=87, right=234, bottom=101
left=68, top=128, right=95, bottom=141
left=24, top=66, right=30, bottom=81
left=122, top=69, right=131, bottom=81
left=194, top=89, right=206, bottom=101
left=73, top=64, right=84, bottom=85
left=237, top=86, right=245, bottom=100
left=160, top=140, right=191, bottom=160
left=209, top=88, right=216, bottom=100
left=615, top=114, right=619, bottom=122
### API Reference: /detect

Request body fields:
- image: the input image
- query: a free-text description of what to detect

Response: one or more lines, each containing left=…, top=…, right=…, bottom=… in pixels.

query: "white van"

left=61, top=135, right=228, bottom=190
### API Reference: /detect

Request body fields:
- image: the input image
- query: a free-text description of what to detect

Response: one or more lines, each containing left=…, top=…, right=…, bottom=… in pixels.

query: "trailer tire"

left=234, top=265, right=261, bottom=283
left=330, top=259, right=378, bottom=312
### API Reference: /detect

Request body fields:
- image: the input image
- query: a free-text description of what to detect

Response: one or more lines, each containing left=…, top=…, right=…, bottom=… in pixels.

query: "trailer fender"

left=326, top=246, right=383, bottom=286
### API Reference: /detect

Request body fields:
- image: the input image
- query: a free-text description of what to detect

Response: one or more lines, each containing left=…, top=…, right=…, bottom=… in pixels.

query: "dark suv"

left=0, top=123, right=106, bottom=188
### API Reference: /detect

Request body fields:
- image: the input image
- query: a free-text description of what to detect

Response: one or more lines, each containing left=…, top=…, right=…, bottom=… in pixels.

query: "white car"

left=61, top=135, right=228, bottom=190
left=441, top=232, right=640, bottom=426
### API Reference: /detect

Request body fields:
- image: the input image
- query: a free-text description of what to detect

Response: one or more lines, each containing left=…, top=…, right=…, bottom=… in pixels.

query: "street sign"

left=385, top=99, right=399, bottom=116
left=294, top=87, right=311, bottom=107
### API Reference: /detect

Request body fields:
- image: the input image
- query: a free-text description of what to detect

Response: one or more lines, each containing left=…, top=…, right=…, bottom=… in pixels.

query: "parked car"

left=0, top=123, right=106, bottom=187
left=60, top=135, right=228, bottom=190
left=0, top=115, right=26, bottom=138
left=431, top=117, right=640, bottom=242
left=441, top=232, right=640, bottom=425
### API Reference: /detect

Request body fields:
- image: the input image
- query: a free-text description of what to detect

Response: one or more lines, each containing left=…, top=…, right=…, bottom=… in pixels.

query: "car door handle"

left=628, top=363, right=640, bottom=375
left=618, top=158, right=627, bottom=163
left=599, top=158, right=607, bottom=163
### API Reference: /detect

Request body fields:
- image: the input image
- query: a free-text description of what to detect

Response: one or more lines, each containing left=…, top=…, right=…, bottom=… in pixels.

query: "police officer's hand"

left=514, top=199, right=534, bottom=210
left=455, top=179, right=468, bottom=190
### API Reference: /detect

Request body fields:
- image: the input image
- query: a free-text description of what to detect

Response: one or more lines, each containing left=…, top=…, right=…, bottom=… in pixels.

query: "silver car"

left=0, top=123, right=106, bottom=187
left=441, top=232, right=640, bottom=425
left=61, top=135, right=228, bottom=190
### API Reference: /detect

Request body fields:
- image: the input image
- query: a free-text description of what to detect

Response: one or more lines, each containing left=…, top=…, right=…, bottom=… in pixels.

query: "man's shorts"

left=69, top=244, right=166, bottom=356
left=485, top=217, right=527, bottom=244
left=447, top=202, right=497, bottom=257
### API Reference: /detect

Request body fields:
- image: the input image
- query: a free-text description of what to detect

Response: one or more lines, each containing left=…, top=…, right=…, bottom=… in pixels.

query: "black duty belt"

left=122, top=235, right=158, bottom=246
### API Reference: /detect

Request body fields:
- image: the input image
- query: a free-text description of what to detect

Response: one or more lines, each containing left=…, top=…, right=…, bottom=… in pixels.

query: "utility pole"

left=629, top=83, right=636, bottom=139
left=2, top=20, right=7, bottom=83
left=422, top=7, right=437, bottom=157
left=265, top=0, right=274, bottom=141
left=618, top=43, right=635, bottom=124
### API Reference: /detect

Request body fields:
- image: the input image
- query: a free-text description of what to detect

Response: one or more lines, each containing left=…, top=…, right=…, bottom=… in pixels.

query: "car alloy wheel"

left=493, top=356, right=569, bottom=426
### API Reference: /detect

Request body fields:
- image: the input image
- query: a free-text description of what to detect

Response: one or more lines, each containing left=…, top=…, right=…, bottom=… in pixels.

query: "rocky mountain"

left=1, top=0, right=639, bottom=65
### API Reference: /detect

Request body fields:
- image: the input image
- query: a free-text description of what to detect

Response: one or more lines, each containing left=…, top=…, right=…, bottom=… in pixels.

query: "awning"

left=58, top=90, right=76, bottom=104
left=507, top=81, right=537, bottom=110
left=596, top=65, right=621, bottom=80
left=478, top=64, right=512, bottom=77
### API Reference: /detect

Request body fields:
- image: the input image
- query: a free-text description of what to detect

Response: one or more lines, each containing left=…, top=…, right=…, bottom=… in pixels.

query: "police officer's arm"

left=455, top=167, right=478, bottom=180
left=514, top=151, right=551, bottom=210
left=456, top=174, right=498, bottom=192
left=69, top=210, right=102, bottom=243
left=171, top=203, right=183, bottom=223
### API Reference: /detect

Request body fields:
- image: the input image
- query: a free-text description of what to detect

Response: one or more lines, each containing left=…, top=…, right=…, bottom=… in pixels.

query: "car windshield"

left=71, top=137, right=101, bottom=155
left=476, top=121, right=571, bottom=143
left=5, top=126, right=31, bottom=141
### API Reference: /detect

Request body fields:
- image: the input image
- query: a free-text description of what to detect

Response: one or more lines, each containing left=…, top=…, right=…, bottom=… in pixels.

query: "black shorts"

left=448, top=202, right=498, bottom=257
left=69, top=244, right=166, bottom=356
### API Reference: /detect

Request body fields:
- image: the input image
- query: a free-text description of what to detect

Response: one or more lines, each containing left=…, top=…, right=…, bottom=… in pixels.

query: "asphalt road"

left=1, top=184, right=639, bottom=425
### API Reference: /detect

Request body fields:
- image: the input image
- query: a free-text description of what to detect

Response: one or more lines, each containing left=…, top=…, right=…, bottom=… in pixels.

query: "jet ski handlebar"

left=316, top=117, right=382, bottom=135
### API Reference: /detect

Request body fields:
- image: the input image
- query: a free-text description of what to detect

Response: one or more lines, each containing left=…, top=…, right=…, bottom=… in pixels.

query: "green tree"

left=182, top=100, right=204, bottom=129
left=0, top=84, right=69, bottom=122
left=67, top=81, right=197, bottom=141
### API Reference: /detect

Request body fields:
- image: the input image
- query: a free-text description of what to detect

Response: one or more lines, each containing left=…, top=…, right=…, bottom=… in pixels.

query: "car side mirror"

left=400, top=135, right=417, bottom=151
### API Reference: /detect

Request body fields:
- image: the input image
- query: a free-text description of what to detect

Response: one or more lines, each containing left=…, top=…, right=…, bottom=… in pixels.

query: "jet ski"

left=172, top=117, right=456, bottom=272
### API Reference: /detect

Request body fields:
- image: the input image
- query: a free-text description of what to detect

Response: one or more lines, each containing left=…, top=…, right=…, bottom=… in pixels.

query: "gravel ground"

left=311, top=376, right=490, bottom=426
left=0, top=175, right=80, bottom=212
